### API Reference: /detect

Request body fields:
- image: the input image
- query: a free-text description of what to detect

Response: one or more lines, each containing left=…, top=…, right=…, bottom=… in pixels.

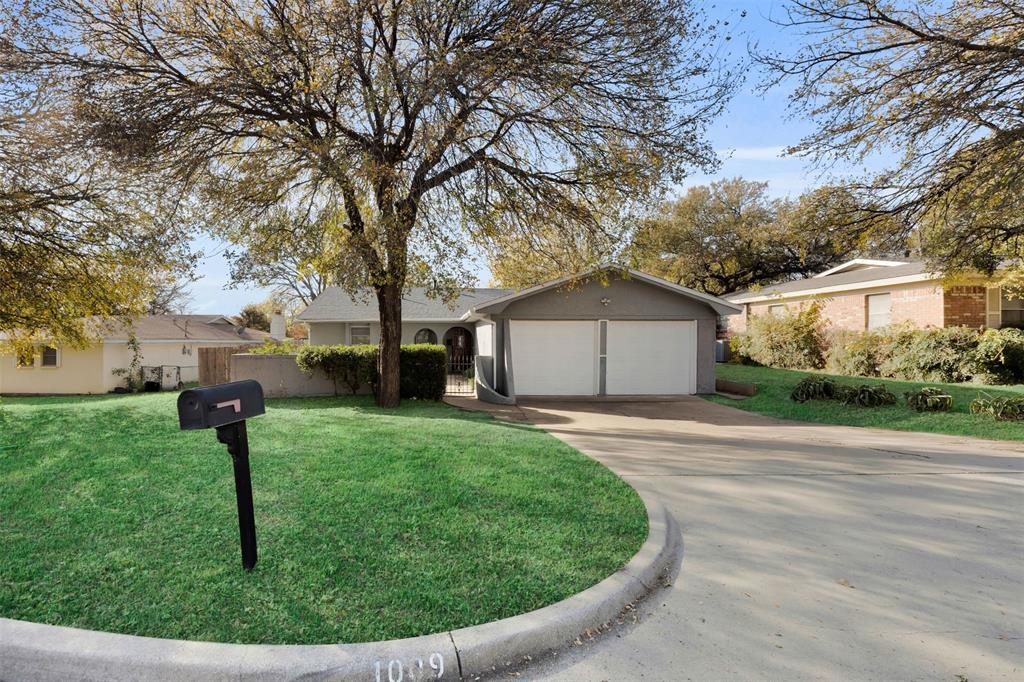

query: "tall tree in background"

left=760, top=0, right=1023, bottom=280
left=630, top=179, right=868, bottom=295
left=0, top=0, right=732, bottom=406
left=236, top=304, right=272, bottom=333
left=146, top=277, right=194, bottom=315
left=222, top=207, right=350, bottom=309
left=0, top=87, right=190, bottom=349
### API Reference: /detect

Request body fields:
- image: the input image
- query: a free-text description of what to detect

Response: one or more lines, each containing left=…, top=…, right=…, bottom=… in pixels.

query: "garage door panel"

left=511, top=321, right=596, bottom=395
left=606, top=321, right=696, bottom=395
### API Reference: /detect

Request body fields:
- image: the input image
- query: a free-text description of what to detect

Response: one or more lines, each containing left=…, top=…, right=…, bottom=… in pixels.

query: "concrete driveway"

left=499, top=398, right=1024, bottom=681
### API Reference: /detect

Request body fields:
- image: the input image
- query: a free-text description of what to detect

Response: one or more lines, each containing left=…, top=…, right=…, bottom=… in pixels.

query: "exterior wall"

left=306, top=321, right=468, bottom=346
left=489, top=276, right=718, bottom=321
left=729, top=282, right=947, bottom=333
left=308, top=321, right=347, bottom=345
left=0, top=345, right=105, bottom=395
left=103, top=340, right=260, bottom=391
left=229, top=353, right=351, bottom=397
left=944, top=286, right=987, bottom=328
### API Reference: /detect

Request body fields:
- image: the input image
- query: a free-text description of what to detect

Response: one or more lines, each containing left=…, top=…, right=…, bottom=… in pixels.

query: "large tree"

left=1, top=0, right=732, bottom=406
left=759, top=0, right=1024, bottom=279
left=0, top=86, right=190, bottom=349
left=629, top=179, right=870, bottom=295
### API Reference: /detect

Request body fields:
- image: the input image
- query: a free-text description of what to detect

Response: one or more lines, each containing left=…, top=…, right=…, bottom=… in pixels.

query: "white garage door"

left=606, top=321, right=697, bottom=395
left=511, top=321, right=597, bottom=396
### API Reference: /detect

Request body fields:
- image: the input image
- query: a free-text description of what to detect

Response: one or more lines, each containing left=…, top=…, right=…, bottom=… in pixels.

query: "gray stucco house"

left=297, top=267, right=740, bottom=404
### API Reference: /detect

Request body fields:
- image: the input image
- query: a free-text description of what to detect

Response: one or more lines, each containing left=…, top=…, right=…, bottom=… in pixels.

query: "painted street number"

left=374, top=653, right=444, bottom=681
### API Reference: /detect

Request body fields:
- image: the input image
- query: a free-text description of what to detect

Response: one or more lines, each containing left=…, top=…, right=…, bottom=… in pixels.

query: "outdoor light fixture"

left=177, top=379, right=266, bottom=571
left=601, top=297, right=611, bottom=306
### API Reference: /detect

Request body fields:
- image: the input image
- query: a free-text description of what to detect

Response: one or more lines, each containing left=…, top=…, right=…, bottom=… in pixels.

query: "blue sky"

left=188, top=1, right=876, bottom=315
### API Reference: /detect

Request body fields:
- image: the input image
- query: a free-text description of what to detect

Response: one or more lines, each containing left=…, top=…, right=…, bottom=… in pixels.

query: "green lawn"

left=0, top=393, right=645, bottom=644
left=710, top=364, right=1024, bottom=442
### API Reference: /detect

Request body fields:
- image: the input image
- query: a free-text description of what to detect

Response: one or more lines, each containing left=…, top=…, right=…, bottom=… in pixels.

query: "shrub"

left=251, top=338, right=304, bottom=354
left=904, top=387, right=954, bottom=412
left=790, top=376, right=838, bottom=402
left=399, top=344, right=447, bottom=401
left=879, top=326, right=979, bottom=383
left=730, top=304, right=825, bottom=370
left=834, top=383, right=897, bottom=407
left=972, top=328, right=1024, bottom=384
left=297, top=344, right=378, bottom=395
left=825, top=329, right=886, bottom=377
left=789, top=376, right=895, bottom=407
left=970, top=395, right=1024, bottom=421
left=296, top=344, right=447, bottom=400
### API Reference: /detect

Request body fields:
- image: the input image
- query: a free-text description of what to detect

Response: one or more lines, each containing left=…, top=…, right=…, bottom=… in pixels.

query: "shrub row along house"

left=0, top=316, right=269, bottom=394
left=297, top=267, right=740, bottom=403
left=726, top=258, right=1023, bottom=332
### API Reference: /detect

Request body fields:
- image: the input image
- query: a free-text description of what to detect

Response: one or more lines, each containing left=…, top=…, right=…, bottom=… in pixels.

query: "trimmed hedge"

left=296, top=344, right=447, bottom=400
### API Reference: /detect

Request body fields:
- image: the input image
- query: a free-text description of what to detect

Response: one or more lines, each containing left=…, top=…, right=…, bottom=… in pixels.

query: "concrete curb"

left=0, top=497, right=680, bottom=682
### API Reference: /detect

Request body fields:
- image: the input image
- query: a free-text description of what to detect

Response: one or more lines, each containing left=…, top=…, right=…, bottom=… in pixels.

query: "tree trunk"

left=375, top=283, right=402, bottom=407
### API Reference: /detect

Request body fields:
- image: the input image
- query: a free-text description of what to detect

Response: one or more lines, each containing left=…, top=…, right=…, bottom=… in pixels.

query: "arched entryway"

left=443, top=326, right=475, bottom=395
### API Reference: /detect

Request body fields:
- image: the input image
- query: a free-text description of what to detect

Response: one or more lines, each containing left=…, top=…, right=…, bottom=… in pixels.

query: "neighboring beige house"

left=725, top=258, right=1023, bottom=333
left=0, top=315, right=269, bottom=395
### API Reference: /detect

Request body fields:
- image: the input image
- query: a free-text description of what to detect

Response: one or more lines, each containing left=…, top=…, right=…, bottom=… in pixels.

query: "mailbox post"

left=177, top=380, right=266, bottom=571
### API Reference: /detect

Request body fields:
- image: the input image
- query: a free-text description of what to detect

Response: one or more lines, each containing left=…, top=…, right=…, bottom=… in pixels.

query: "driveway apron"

left=514, top=398, right=1024, bottom=681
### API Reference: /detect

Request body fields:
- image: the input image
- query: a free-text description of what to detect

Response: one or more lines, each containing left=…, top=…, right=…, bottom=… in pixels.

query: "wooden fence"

left=198, top=345, right=253, bottom=386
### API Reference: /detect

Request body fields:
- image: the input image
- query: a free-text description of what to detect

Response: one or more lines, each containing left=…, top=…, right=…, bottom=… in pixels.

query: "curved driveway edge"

left=0, top=496, right=679, bottom=682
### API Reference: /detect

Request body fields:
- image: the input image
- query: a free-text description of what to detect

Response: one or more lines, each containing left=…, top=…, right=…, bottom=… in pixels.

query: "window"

left=768, top=305, right=786, bottom=317
left=350, top=325, right=371, bottom=345
left=1002, top=291, right=1024, bottom=327
left=866, top=293, right=891, bottom=329
left=414, top=328, right=437, bottom=344
left=16, top=348, right=34, bottom=368
left=40, top=346, right=59, bottom=367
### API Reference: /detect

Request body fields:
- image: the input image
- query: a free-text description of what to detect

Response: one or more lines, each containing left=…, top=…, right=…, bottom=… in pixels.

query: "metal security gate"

left=445, top=354, right=476, bottom=395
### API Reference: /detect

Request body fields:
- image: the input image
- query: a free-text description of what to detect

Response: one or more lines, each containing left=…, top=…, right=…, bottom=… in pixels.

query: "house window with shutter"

left=866, top=293, right=891, bottom=329
left=40, top=346, right=59, bottom=367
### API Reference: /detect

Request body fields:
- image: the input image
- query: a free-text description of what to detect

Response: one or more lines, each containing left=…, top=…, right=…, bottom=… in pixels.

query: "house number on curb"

left=373, top=653, right=444, bottom=681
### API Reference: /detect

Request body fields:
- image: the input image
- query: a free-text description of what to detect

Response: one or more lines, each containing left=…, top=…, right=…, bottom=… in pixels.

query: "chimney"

left=270, top=311, right=286, bottom=340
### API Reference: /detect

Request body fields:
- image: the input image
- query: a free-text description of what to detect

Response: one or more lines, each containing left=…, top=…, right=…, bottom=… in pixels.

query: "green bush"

left=297, top=344, right=377, bottom=395
left=825, top=329, right=886, bottom=377
left=399, top=344, right=448, bottom=401
left=296, top=344, right=447, bottom=400
left=878, top=326, right=980, bottom=383
left=730, top=304, right=825, bottom=370
left=835, top=383, right=897, bottom=407
left=904, top=387, right=954, bottom=412
left=790, top=376, right=838, bottom=402
left=970, top=394, right=1024, bottom=421
left=789, top=375, right=896, bottom=407
left=972, top=328, right=1024, bottom=384
left=251, top=338, right=304, bottom=354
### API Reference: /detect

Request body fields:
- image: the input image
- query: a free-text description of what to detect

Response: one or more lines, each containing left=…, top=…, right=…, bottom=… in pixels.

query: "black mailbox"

left=177, top=380, right=265, bottom=431
left=177, top=379, right=265, bottom=571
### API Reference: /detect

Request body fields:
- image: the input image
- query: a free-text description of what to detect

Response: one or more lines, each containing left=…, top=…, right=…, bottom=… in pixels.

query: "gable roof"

left=89, top=315, right=270, bottom=342
left=468, top=266, right=742, bottom=317
left=726, top=260, right=934, bottom=303
left=297, top=287, right=514, bottom=322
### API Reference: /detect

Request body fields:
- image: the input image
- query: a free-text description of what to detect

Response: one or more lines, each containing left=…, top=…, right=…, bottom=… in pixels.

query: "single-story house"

left=725, top=258, right=1023, bottom=333
left=0, top=315, right=269, bottom=395
left=297, top=267, right=740, bottom=403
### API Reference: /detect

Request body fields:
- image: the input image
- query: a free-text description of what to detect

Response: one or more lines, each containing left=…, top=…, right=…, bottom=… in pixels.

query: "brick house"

left=725, top=259, right=1023, bottom=334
